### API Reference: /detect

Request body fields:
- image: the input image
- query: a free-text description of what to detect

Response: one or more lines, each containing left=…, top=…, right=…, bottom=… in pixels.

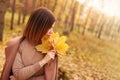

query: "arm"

left=29, top=75, right=45, bottom=80
left=10, top=75, right=45, bottom=80
left=12, top=52, right=44, bottom=80
left=12, top=50, right=56, bottom=80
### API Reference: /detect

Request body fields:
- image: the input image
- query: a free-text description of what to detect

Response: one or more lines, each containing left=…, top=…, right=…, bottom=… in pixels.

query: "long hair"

left=23, top=7, right=55, bottom=45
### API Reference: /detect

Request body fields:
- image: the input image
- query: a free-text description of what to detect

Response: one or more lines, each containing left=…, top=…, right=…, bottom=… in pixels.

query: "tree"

left=0, top=0, right=10, bottom=41
left=76, top=3, right=85, bottom=33
left=10, top=0, right=16, bottom=30
left=22, top=0, right=28, bottom=24
left=118, top=24, right=120, bottom=33
left=32, top=0, right=36, bottom=11
left=52, top=0, right=58, bottom=12
left=97, top=14, right=106, bottom=39
left=70, top=1, right=79, bottom=32
left=104, top=17, right=113, bottom=37
left=87, top=9, right=99, bottom=33
left=16, top=0, right=24, bottom=25
left=82, top=7, right=92, bottom=35
left=64, top=0, right=74, bottom=29
left=17, top=3, right=23, bottom=25
left=57, top=0, right=67, bottom=21
left=43, top=0, right=49, bottom=7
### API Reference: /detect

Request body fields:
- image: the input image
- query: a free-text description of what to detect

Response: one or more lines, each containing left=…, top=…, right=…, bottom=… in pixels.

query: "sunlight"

left=77, top=0, right=120, bottom=18
left=103, top=0, right=120, bottom=17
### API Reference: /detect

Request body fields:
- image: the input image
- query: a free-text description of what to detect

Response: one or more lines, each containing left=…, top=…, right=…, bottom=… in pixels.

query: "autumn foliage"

left=36, top=32, right=69, bottom=56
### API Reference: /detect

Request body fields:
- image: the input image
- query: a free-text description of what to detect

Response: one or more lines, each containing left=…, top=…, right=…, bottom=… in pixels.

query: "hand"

left=42, top=50, right=56, bottom=64
left=10, top=76, right=16, bottom=80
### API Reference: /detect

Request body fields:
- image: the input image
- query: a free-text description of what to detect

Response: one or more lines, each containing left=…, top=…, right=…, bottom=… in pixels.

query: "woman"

left=1, top=7, right=58, bottom=80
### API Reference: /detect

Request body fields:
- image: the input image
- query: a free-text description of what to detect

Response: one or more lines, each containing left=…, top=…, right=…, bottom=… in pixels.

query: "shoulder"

left=6, top=36, right=24, bottom=47
left=4, top=36, right=24, bottom=59
left=19, top=38, right=35, bottom=51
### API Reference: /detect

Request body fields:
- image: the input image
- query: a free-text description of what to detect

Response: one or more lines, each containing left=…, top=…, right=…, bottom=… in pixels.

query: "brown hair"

left=23, top=7, right=55, bottom=45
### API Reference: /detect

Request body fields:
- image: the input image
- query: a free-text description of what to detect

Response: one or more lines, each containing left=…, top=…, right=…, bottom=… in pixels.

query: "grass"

left=55, top=21, right=120, bottom=80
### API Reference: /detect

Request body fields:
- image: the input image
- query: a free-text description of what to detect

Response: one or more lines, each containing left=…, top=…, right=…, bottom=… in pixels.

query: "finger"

left=51, top=54, right=55, bottom=59
left=51, top=56, right=55, bottom=60
left=10, top=76, right=13, bottom=78
left=10, top=76, right=15, bottom=80
left=51, top=53, right=55, bottom=56
left=51, top=51, right=56, bottom=55
left=49, top=52, right=55, bottom=56
left=50, top=49, right=56, bottom=53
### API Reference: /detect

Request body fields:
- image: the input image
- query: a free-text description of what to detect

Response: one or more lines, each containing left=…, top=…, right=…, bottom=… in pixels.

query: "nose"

left=47, top=28, right=54, bottom=36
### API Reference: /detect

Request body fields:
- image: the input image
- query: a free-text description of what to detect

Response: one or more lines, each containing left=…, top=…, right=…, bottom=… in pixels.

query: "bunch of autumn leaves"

left=35, top=32, right=69, bottom=56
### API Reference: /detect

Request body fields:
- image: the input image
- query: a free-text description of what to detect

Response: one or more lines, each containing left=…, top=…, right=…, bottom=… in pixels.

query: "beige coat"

left=1, top=36, right=58, bottom=80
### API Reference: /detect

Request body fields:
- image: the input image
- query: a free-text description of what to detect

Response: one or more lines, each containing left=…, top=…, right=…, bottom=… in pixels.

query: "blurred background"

left=0, top=0, right=120, bottom=80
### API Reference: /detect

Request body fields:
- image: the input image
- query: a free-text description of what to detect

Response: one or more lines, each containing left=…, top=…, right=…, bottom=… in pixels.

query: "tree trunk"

left=118, top=25, right=120, bottom=32
left=17, top=0, right=23, bottom=25
left=32, top=0, right=36, bottom=11
left=0, top=13, right=4, bottom=41
left=47, top=0, right=50, bottom=8
left=82, top=7, right=92, bottom=35
left=22, top=0, right=28, bottom=24
left=17, top=10, right=21, bottom=25
left=97, top=21, right=104, bottom=39
left=0, top=0, right=10, bottom=41
left=57, top=0, right=67, bottom=22
left=39, top=0, right=43, bottom=7
left=70, top=1, right=78, bottom=32
left=70, top=12, right=75, bottom=32
left=52, top=0, right=58, bottom=12
left=64, top=0, right=74, bottom=29
left=44, top=0, right=48, bottom=7
left=10, top=0, right=16, bottom=30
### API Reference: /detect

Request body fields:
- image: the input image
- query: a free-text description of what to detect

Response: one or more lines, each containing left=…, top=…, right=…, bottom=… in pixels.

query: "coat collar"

left=1, top=36, right=24, bottom=80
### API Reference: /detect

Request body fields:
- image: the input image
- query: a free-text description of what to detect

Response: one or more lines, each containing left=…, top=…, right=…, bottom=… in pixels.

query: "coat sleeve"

left=12, top=52, right=42, bottom=80
left=45, top=56, right=58, bottom=80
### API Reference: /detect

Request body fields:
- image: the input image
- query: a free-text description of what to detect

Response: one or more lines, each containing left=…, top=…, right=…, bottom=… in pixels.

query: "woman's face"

left=46, top=23, right=55, bottom=36
left=46, top=28, right=54, bottom=36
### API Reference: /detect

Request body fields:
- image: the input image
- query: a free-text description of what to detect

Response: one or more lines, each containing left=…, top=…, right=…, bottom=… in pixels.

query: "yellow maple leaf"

left=35, top=32, right=69, bottom=56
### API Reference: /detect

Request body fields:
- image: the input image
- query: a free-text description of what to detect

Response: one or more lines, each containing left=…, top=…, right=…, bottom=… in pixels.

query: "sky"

left=77, top=0, right=120, bottom=18
left=103, top=0, right=120, bottom=17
